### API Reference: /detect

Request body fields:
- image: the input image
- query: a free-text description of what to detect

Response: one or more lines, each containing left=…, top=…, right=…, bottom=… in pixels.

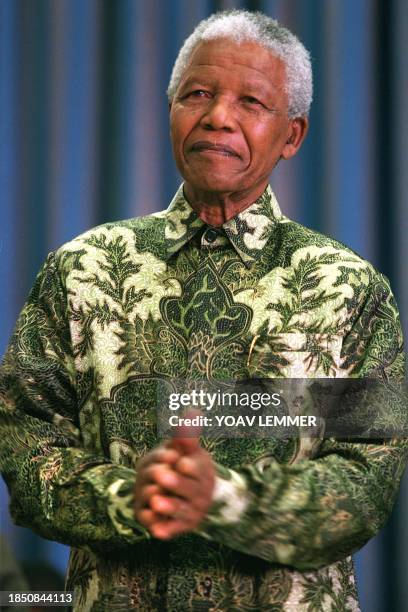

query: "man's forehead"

left=180, top=38, right=286, bottom=84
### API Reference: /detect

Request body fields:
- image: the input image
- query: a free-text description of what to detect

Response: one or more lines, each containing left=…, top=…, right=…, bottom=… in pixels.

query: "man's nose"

left=200, top=96, right=236, bottom=131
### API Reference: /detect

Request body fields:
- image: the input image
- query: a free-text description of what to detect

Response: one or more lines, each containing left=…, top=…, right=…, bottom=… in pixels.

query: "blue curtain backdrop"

left=1, top=0, right=407, bottom=609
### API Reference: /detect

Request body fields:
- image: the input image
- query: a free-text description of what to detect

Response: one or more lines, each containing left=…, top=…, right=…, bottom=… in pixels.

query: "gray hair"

left=167, top=10, right=313, bottom=118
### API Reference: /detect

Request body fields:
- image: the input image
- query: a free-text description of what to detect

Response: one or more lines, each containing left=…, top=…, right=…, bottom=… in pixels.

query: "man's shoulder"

left=274, top=217, right=395, bottom=303
left=53, top=210, right=168, bottom=273
left=280, top=217, right=377, bottom=273
left=60, top=210, right=167, bottom=248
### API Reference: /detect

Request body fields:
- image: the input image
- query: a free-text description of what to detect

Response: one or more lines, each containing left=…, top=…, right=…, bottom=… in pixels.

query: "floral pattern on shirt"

left=0, top=185, right=406, bottom=611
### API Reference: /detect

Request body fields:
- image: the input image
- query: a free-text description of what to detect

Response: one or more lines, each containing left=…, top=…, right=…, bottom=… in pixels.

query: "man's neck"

left=183, top=182, right=268, bottom=226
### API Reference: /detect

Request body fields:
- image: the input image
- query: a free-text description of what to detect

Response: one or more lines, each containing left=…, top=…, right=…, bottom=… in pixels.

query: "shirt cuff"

left=196, top=464, right=251, bottom=538
left=80, top=463, right=150, bottom=542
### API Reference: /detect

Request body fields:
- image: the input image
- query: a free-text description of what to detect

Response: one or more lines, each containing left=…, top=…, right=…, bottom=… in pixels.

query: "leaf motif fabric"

left=0, top=185, right=406, bottom=611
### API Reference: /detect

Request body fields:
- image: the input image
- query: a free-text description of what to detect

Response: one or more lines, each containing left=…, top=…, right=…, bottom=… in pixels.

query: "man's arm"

left=0, top=253, right=148, bottom=551
left=137, top=274, right=408, bottom=570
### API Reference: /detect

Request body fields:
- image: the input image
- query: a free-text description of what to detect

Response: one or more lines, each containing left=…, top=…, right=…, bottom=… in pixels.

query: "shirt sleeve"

left=197, top=273, right=408, bottom=570
left=0, top=253, right=149, bottom=553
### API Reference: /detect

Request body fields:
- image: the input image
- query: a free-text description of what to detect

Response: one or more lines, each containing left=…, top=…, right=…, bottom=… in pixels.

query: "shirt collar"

left=163, top=184, right=284, bottom=267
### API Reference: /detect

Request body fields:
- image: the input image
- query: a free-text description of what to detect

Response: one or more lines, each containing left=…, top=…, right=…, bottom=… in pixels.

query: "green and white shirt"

left=0, top=185, right=406, bottom=611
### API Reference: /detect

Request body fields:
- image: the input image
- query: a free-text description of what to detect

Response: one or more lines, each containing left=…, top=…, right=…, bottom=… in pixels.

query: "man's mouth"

left=190, top=141, right=241, bottom=158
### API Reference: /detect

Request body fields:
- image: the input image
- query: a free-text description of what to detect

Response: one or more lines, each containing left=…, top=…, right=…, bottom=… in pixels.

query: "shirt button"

left=205, top=228, right=219, bottom=243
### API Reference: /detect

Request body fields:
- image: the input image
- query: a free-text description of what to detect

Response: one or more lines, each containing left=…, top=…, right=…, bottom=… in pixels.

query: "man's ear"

left=281, top=117, right=309, bottom=160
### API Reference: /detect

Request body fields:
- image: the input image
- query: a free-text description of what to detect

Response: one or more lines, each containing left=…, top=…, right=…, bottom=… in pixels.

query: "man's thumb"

left=169, top=409, right=202, bottom=454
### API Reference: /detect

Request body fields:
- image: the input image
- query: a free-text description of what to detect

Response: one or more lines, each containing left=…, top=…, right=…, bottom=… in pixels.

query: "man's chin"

left=183, top=177, right=246, bottom=197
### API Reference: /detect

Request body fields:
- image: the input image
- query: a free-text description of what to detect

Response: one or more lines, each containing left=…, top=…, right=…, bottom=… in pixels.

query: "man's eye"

left=189, top=90, right=210, bottom=98
left=243, top=96, right=263, bottom=106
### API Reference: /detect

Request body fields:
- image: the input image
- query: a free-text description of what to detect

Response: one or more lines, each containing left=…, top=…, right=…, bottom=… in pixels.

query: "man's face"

left=169, top=38, right=307, bottom=203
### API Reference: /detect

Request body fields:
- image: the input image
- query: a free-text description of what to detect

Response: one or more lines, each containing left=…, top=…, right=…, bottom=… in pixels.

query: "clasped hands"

left=134, top=414, right=215, bottom=540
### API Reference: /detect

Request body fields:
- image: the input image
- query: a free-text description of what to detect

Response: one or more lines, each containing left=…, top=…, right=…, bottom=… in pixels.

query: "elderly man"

left=0, top=10, right=406, bottom=612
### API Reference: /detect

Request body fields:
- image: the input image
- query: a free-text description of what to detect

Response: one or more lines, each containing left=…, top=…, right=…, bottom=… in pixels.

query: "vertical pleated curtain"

left=0, top=1, right=407, bottom=610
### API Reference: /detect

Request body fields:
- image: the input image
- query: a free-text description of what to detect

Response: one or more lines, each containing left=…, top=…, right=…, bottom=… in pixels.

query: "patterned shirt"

left=0, top=185, right=406, bottom=611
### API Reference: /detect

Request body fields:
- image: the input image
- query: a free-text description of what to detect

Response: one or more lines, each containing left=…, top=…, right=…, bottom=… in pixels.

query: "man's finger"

left=169, top=409, right=203, bottom=455
left=150, top=466, right=199, bottom=499
left=134, top=483, right=161, bottom=512
left=149, top=493, right=189, bottom=516
left=175, top=454, right=209, bottom=479
left=136, top=447, right=181, bottom=471
left=136, top=463, right=177, bottom=488
left=149, top=501, right=203, bottom=539
left=136, top=507, right=161, bottom=528
left=150, top=519, right=192, bottom=540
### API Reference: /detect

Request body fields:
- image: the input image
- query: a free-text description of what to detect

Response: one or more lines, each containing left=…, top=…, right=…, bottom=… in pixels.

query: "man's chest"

left=64, top=240, right=355, bottom=467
